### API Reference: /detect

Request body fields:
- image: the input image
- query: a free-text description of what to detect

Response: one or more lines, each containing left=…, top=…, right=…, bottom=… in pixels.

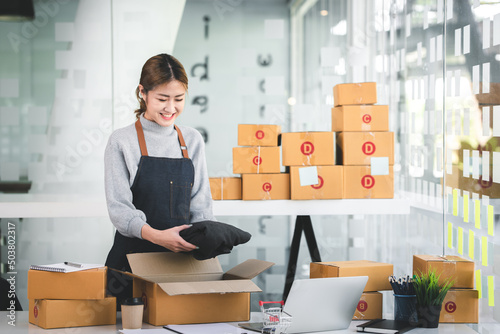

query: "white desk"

left=0, top=311, right=482, bottom=333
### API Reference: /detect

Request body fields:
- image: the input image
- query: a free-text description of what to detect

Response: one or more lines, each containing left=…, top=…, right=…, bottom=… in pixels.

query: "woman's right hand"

left=141, top=224, right=197, bottom=253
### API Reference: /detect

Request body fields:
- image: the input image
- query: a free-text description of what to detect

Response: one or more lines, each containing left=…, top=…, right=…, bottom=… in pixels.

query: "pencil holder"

left=394, top=294, right=417, bottom=323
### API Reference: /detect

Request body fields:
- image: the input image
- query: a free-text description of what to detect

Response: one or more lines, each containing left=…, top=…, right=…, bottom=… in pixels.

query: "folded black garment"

left=179, top=220, right=251, bottom=260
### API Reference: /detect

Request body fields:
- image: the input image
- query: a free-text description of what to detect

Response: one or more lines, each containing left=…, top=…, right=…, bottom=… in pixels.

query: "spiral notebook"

left=29, top=262, right=104, bottom=273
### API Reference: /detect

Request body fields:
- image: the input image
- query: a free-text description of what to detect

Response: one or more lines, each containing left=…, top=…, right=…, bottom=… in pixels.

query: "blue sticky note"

left=299, top=166, right=319, bottom=186
left=371, top=157, right=389, bottom=175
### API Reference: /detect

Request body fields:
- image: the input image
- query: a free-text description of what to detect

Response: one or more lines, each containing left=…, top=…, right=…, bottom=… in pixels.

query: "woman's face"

left=140, top=80, right=186, bottom=127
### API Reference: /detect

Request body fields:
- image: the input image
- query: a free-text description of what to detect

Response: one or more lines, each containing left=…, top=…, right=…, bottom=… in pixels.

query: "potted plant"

left=412, top=269, right=454, bottom=328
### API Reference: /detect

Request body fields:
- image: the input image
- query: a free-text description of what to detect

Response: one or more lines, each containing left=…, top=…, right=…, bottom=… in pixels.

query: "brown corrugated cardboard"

left=124, top=252, right=274, bottom=326
left=233, top=146, right=281, bottom=174
left=439, top=289, right=478, bottom=323
left=28, top=267, right=107, bottom=300
left=333, top=82, right=377, bottom=107
left=310, top=260, right=393, bottom=292
left=29, top=297, right=116, bottom=329
left=290, top=166, right=343, bottom=199
left=353, top=292, right=383, bottom=320
left=336, top=132, right=394, bottom=165
left=343, top=166, right=394, bottom=199
left=332, top=105, right=389, bottom=132
left=413, top=255, right=474, bottom=289
left=238, top=124, right=281, bottom=146
left=242, top=173, right=290, bottom=200
left=209, top=177, right=242, bottom=200
left=281, top=132, right=335, bottom=166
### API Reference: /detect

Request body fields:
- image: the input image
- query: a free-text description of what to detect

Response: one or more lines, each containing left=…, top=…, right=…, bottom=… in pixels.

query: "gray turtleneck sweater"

left=104, top=114, right=214, bottom=239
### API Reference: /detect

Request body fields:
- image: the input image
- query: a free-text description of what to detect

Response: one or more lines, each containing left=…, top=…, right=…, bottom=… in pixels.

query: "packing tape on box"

left=257, top=146, right=260, bottom=174
left=220, top=177, right=224, bottom=200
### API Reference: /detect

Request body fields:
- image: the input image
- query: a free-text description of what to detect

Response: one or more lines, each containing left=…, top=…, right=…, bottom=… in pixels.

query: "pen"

left=64, top=261, right=83, bottom=268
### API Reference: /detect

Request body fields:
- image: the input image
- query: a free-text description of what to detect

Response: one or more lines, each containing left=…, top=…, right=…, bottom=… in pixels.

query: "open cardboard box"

left=121, top=252, right=274, bottom=326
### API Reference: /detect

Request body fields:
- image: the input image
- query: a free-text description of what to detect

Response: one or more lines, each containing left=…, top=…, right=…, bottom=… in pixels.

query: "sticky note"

left=406, top=14, right=411, bottom=37
left=371, top=157, right=389, bottom=175
left=464, top=25, right=471, bottom=54
left=483, top=19, right=491, bottom=49
left=448, top=222, right=453, bottom=249
left=447, top=0, right=453, bottom=20
left=476, top=270, right=482, bottom=298
left=473, top=65, right=480, bottom=94
left=482, top=236, right=488, bottom=266
left=299, top=166, right=319, bottom=187
left=483, top=151, right=490, bottom=180
left=423, top=6, right=429, bottom=29
left=458, top=227, right=464, bottom=255
left=494, top=152, right=500, bottom=183
left=488, top=205, right=494, bottom=236
left=475, top=200, right=481, bottom=229
left=494, top=13, right=500, bottom=46
left=483, top=106, right=490, bottom=137
left=453, top=189, right=459, bottom=216
left=473, top=150, right=480, bottom=179
left=469, top=229, right=475, bottom=259
left=488, top=276, right=495, bottom=306
left=493, top=105, right=500, bottom=136
left=437, top=0, right=443, bottom=23
left=464, top=193, right=470, bottom=222
left=483, top=62, right=490, bottom=94
left=463, top=150, right=470, bottom=177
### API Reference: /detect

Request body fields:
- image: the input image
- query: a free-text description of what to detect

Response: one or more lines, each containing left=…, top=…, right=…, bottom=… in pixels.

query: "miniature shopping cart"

left=259, top=301, right=292, bottom=334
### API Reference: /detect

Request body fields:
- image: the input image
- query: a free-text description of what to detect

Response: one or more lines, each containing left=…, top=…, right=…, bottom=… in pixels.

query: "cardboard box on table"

left=343, top=166, right=394, bottom=199
left=310, top=260, right=393, bottom=292
left=336, top=132, right=394, bottom=166
left=232, top=146, right=281, bottom=174
left=439, top=289, right=479, bottom=323
left=29, top=297, right=116, bottom=329
left=281, top=132, right=335, bottom=166
left=413, top=255, right=474, bottom=289
left=289, top=166, right=343, bottom=199
left=238, top=124, right=281, bottom=147
left=242, top=173, right=290, bottom=200
left=332, top=105, right=389, bottom=132
left=28, top=267, right=107, bottom=300
left=333, top=82, right=377, bottom=107
left=352, top=292, right=383, bottom=320
left=209, top=177, right=242, bottom=200
left=124, top=252, right=274, bottom=326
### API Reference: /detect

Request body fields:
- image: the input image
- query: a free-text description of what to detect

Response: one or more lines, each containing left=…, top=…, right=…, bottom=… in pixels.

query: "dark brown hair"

left=134, top=54, right=188, bottom=120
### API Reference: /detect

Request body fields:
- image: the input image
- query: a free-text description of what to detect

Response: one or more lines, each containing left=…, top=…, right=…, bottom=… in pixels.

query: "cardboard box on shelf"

left=242, top=173, right=290, bottom=200
left=336, top=132, right=394, bottom=165
left=439, top=289, right=478, bottom=323
left=310, top=260, right=393, bottom=292
left=125, top=252, right=274, bottom=326
left=413, top=255, right=474, bottom=289
left=238, top=124, right=281, bottom=147
left=233, top=146, right=281, bottom=174
left=28, top=267, right=107, bottom=300
left=209, top=177, right=242, bottom=200
left=343, top=166, right=394, bottom=199
left=290, top=166, right=343, bottom=200
left=333, top=82, right=377, bottom=107
left=281, top=132, right=335, bottom=166
left=28, top=297, right=116, bottom=329
left=332, top=105, right=389, bottom=132
left=352, top=292, right=383, bottom=320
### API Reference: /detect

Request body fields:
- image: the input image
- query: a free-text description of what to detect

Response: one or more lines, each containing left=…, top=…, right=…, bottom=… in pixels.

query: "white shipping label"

left=299, top=166, right=319, bottom=187
left=371, top=157, right=389, bottom=175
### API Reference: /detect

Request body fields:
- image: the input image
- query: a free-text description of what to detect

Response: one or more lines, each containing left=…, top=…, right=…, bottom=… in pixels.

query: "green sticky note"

left=488, top=276, right=495, bottom=306
left=476, top=270, right=482, bottom=298
left=475, top=200, right=481, bottom=229
left=469, top=230, right=475, bottom=259
left=458, top=227, right=464, bottom=255
left=488, top=205, right=494, bottom=236
left=453, top=189, right=458, bottom=216
left=464, top=194, right=469, bottom=223
left=482, top=236, right=488, bottom=267
left=448, top=222, right=453, bottom=249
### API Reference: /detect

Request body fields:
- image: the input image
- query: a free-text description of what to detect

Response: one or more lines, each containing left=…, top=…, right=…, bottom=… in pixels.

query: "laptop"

left=239, top=276, right=368, bottom=334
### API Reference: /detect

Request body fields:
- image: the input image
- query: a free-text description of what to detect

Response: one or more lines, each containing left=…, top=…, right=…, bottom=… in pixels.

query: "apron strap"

left=174, top=125, right=190, bottom=159
left=135, top=119, right=190, bottom=159
left=135, top=120, right=148, bottom=156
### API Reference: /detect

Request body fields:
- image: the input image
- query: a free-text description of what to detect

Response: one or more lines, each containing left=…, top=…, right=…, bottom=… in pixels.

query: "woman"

left=104, top=54, right=214, bottom=301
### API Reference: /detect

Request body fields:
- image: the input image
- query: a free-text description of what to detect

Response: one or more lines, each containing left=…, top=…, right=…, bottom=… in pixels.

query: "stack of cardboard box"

left=282, top=131, right=341, bottom=199
left=333, top=82, right=394, bottom=199
left=231, top=124, right=289, bottom=200
left=27, top=267, right=116, bottom=329
left=310, top=260, right=393, bottom=320
left=413, top=255, right=478, bottom=323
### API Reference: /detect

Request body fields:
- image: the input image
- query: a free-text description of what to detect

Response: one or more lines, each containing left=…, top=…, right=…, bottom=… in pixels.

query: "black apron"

left=105, top=120, right=194, bottom=302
